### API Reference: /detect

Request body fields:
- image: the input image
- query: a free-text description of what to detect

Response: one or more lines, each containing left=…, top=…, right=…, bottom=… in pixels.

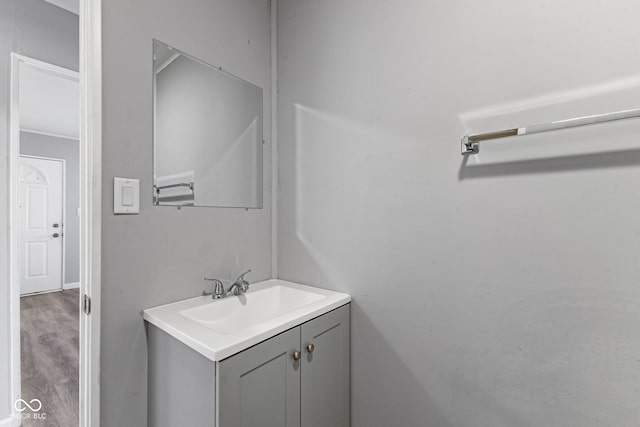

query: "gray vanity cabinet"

left=218, top=327, right=301, bottom=427
left=301, top=305, right=350, bottom=427
left=218, top=304, right=350, bottom=427
left=147, top=303, right=350, bottom=427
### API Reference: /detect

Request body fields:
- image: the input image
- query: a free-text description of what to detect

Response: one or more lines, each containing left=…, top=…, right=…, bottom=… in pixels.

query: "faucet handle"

left=235, top=269, right=251, bottom=292
left=204, top=277, right=225, bottom=299
left=235, top=269, right=252, bottom=283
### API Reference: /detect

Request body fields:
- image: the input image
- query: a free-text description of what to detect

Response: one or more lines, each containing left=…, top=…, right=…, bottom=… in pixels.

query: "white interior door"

left=19, top=156, right=64, bottom=295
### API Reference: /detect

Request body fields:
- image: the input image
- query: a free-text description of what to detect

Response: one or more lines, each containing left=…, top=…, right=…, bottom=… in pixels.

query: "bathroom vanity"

left=144, top=280, right=351, bottom=427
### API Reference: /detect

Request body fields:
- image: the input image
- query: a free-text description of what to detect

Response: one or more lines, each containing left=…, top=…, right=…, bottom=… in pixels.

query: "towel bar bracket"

left=461, top=136, right=479, bottom=155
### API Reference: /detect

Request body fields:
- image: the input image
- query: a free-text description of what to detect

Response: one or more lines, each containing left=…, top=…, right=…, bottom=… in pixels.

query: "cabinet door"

left=301, top=304, right=350, bottom=427
left=218, top=327, right=301, bottom=427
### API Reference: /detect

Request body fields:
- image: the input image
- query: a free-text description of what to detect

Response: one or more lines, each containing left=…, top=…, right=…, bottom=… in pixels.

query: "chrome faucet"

left=203, top=269, right=251, bottom=299
left=203, top=277, right=225, bottom=299
left=226, top=269, right=251, bottom=296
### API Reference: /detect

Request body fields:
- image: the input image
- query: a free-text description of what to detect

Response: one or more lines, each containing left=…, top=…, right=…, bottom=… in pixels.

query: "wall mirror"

left=153, top=40, right=263, bottom=208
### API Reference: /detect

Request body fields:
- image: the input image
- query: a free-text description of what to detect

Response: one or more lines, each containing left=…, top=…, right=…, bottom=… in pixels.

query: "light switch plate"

left=114, top=177, right=140, bottom=214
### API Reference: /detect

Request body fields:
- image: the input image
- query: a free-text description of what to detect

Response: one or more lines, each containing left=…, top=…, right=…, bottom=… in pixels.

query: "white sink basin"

left=180, top=285, right=325, bottom=335
left=143, top=279, right=351, bottom=361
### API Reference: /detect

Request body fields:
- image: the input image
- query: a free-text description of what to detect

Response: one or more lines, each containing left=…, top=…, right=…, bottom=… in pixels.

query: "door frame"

left=18, top=154, right=67, bottom=296
left=7, top=0, right=102, bottom=423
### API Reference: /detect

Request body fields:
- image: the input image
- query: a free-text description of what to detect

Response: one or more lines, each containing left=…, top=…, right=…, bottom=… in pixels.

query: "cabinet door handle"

left=293, top=351, right=301, bottom=361
left=306, top=343, right=315, bottom=354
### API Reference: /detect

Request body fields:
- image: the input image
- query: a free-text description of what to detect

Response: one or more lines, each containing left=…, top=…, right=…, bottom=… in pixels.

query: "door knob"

left=306, top=343, right=315, bottom=354
left=293, top=351, right=301, bottom=361
left=53, top=233, right=60, bottom=238
left=53, top=223, right=60, bottom=228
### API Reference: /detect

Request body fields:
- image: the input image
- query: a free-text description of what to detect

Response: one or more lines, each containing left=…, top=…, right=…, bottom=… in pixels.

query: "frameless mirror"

left=153, top=40, right=263, bottom=208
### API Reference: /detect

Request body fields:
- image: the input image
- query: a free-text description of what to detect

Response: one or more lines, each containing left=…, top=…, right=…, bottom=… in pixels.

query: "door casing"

left=8, top=4, right=103, bottom=421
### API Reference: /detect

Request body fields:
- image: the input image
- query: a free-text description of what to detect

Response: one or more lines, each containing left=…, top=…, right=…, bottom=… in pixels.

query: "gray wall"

left=0, top=1, right=78, bottom=421
left=101, top=0, right=272, bottom=425
left=20, top=131, right=80, bottom=285
left=277, top=0, right=640, bottom=426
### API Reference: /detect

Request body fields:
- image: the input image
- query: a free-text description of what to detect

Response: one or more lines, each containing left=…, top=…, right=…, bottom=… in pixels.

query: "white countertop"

left=143, top=279, right=351, bottom=361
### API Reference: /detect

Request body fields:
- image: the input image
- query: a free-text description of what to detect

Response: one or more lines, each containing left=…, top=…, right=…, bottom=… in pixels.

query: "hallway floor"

left=21, top=289, right=79, bottom=427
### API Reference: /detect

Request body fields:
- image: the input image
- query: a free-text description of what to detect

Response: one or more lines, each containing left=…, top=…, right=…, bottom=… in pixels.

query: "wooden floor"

left=21, top=289, right=79, bottom=427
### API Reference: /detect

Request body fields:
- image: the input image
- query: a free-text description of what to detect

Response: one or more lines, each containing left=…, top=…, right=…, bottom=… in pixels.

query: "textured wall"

left=101, top=0, right=272, bottom=425
left=277, top=0, right=640, bottom=426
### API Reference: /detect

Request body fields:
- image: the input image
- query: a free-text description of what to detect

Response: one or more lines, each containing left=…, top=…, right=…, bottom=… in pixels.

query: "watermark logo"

left=14, top=398, right=41, bottom=412
left=14, top=398, right=46, bottom=420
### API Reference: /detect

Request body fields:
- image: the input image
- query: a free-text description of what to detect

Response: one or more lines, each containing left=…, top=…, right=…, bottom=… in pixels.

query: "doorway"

left=12, top=56, right=80, bottom=426
left=7, top=1, right=102, bottom=425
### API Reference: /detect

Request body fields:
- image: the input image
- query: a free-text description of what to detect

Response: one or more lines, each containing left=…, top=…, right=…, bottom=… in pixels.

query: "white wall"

left=0, top=1, right=78, bottom=421
left=19, top=63, right=80, bottom=140
left=277, top=0, right=640, bottom=426
left=20, top=131, right=80, bottom=285
left=101, top=0, right=272, bottom=425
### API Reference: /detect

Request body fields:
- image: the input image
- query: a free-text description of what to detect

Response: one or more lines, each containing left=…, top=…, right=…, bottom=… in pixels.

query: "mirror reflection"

left=153, top=40, right=263, bottom=208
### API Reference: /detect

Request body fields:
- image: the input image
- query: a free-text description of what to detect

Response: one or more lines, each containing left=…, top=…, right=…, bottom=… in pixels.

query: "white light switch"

left=121, top=186, right=134, bottom=206
left=114, top=177, right=140, bottom=214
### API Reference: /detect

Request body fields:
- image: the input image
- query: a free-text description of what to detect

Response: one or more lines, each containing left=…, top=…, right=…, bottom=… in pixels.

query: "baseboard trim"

left=63, top=282, right=80, bottom=290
